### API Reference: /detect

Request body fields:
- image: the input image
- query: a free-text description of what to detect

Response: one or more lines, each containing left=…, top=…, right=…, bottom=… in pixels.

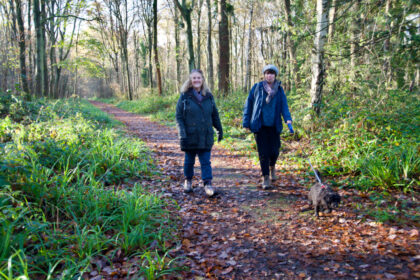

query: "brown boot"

left=270, top=165, right=277, bottom=182
left=262, top=175, right=270, bottom=190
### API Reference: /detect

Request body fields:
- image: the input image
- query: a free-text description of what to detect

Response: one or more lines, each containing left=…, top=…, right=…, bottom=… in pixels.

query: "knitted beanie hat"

left=262, top=64, right=279, bottom=76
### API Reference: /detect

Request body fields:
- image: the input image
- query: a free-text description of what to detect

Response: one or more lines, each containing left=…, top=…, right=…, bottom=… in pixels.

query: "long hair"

left=180, top=69, right=211, bottom=95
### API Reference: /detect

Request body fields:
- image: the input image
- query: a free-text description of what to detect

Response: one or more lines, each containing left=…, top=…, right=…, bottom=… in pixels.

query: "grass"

left=0, top=93, right=181, bottom=279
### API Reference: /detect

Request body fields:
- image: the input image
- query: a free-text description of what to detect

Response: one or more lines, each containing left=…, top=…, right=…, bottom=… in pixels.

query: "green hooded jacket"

left=175, top=88, right=223, bottom=151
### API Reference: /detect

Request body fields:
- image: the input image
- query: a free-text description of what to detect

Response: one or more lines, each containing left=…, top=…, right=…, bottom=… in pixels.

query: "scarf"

left=193, top=88, right=203, bottom=102
left=263, top=80, right=279, bottom=103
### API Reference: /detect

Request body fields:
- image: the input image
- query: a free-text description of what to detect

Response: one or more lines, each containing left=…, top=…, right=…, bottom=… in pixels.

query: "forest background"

left=0, top=0, right=419, bottom=278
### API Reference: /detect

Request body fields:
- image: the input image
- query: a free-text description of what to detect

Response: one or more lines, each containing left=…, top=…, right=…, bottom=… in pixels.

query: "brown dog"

left=308, top=182, right=341, bottom=218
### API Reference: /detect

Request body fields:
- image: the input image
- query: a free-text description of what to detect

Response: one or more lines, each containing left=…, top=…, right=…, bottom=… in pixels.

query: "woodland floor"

left=91, top=101, right=419, bottom=280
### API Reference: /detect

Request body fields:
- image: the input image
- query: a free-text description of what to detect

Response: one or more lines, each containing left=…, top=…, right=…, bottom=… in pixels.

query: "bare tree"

left=170, top=1, right=182, bottom=87
left=310, top=0, right=329, bottom=115
left=13, top=0, right=29, bottom=93
left=33, top=0, right=46, bottom=96
left=206, top=0, right=213, bottom=89
left=138, top=0, right=154, bottom=90
left=173, top=0, right=195, bottom=71
left=196, top=0, right=203, bottom=69
left=244, top=0, right=254, bottom=93
left=153, top=0, right=162, bottom=95
left=282, top=0, right=298, bottom=88
left=328, top=0, right=336, bottom=43
left=218, top=0, right=230, bottom=95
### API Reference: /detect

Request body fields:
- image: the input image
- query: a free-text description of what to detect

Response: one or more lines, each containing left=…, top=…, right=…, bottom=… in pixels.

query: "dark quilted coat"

left=175, top=88, right=223, bottom=151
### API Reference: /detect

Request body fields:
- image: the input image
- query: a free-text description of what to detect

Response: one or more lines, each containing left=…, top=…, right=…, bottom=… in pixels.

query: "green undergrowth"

left=104, top=88, right=419, bottom=192
left=0, top=92, right=181, bottom=279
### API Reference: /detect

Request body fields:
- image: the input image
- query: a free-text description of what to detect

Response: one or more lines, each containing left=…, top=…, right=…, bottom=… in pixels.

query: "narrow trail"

left=91, top=101, right=419, bottom=280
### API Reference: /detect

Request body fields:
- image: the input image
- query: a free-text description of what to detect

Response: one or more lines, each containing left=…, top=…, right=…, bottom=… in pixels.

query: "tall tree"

left=206, top=0, right=214, bottom=89
left=350, top=0, right=360, bottom=71
left=13, top=0, right=29, bottom=93
left=383, top=0, right=391, bottom=83
left=33, top=0, right=45, bottom=96
left=173, top=3, right=182, bottom=87
left=328, top=0, right=336, bottom=43
left=27, top=0, right=34, bottom=92
left=196, top=0, right=203, bottom=69
left=153, top=0, right=162, bottom=95
left=47, top=0, right=81, bottom=98
left=244, top=0, right=254, bottom=93
left=173, top=0, right=195, bottom=71
left=310, top=0, right=329, bottom=115
left=41, top=0, right=49, bottom=97
left=282, top=0, right=298, bottom=88
left=218, top=0, right=230, bottom=95
left=110, top=0, right=133, bottom=100
left=138, top=0, right=154, bottom=90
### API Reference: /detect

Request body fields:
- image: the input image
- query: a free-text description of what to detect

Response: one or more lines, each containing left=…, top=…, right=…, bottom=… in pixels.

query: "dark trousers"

left=255, top=126, right=281, bottom=176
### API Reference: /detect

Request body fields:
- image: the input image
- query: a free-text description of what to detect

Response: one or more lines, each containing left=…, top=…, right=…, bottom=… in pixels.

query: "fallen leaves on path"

left=91, top=101, right=419, bottom=280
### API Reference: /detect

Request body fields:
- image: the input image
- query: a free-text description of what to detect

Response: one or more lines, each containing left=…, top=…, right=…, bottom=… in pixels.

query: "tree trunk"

left=148, top=27, right=153, bottom=90
left=310, top=0, right=329, bottom=115
left=122, top=35, right=133, bottom=100
left=48, top=1, right=57, bottom=98
left=196, top=0, right=203, bottom=69
left=33, top=0, right=43, bottom=96
left=174, top=6, right=181, bottom=87
left=260, top=28, right=265, bottom=60
left=283, top=0, right=298, bottom=88
left=27, top=0, right=34, bottom=92
left=153, top=0, right=162, bottom=95
left=173, top=0, right=195, bottom=71
left=206, top=0, right=214, bottom=89
left=350, top=0, right=360, bottom=71
left=384, top=0, right=391, bottom=83
left=244, top=1, right=254, bottom=93
left=14, top=0, right=29, bottom=93
left=218, top=0, right=230, bottom=95
left=41, top=0, right=49, bottom=97
left=328, top=0, right=336, bottom=43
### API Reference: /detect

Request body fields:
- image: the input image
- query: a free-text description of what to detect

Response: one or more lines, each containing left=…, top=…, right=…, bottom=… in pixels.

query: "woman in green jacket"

left=175, top=69, right=223, bottom=197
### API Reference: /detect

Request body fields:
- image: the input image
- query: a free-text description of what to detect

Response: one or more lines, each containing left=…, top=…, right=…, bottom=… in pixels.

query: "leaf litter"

left=92, top=102, right=419, bottom=280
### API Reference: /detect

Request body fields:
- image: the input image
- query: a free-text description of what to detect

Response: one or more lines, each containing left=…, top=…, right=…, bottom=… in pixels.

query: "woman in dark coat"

left=243, top=64, right=293, bottom=189
left=175, top=69, right=223, bottom=196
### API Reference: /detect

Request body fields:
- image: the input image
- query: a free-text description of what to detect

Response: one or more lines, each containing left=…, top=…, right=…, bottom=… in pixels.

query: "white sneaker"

left=184, top=180, right=192, bottom=193
left=204, top=184, right=215, bottom=197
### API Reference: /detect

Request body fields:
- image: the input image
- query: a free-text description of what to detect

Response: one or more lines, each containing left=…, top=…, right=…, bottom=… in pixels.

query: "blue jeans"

left=184, top=150, right=212, bottom=184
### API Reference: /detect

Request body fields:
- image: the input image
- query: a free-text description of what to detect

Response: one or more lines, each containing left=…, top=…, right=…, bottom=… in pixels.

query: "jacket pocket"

left=186, top=127, right=198, bottom=145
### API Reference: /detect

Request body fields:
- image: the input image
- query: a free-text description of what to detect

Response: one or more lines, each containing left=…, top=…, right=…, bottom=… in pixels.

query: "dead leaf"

left=409, top=229, right=419, bottom=237
left=221, top=266, right=234, bottom=275
left=219, top=251, right=228, bottom=259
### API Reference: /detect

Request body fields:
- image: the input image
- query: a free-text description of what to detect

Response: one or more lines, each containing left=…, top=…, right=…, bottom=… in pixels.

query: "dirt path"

left=91, top=101, right=419, bottom=280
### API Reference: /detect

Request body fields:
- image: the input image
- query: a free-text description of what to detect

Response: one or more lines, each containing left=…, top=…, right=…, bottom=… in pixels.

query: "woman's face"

left=191, top=72, right=203, bottom=90
left=264, top=71, right=276, bottom=84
